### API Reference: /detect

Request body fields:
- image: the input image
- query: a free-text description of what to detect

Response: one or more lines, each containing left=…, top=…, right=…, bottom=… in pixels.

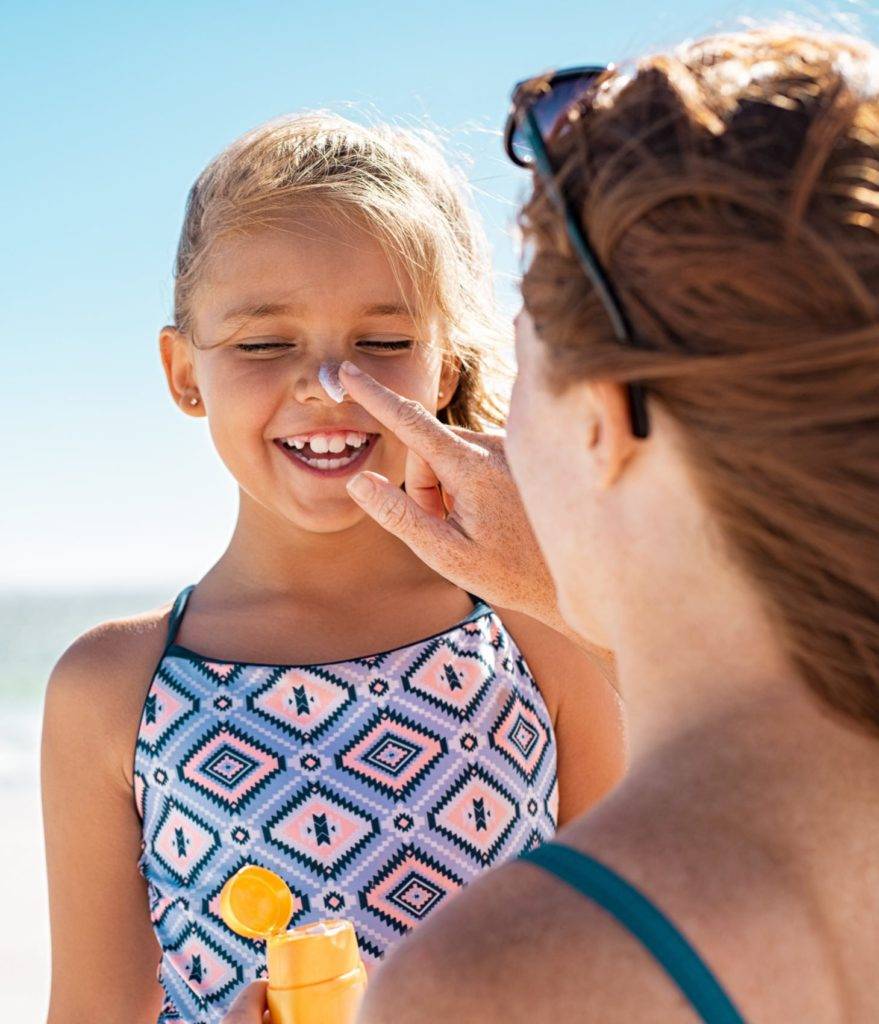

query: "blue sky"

left=2, top=0, right=873, bottom=588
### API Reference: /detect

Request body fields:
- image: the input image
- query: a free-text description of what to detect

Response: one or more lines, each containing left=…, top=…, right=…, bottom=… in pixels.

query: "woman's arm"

left=494, top=608, right=627, bottom=825
left=42, top=621, right=167, bottom=1024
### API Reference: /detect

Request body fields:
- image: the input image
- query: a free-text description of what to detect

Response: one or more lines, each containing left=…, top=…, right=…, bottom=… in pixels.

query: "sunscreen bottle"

left=220, top=865, right=368, bottom=1024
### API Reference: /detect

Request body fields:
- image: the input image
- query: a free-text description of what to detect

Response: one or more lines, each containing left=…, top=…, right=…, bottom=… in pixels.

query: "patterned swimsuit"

left=134, top=586, right=559, bottom=1023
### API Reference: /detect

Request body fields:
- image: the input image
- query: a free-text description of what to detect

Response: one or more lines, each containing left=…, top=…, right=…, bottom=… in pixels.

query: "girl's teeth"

left=302, top=451, right=361, bottom=470
left=280, top=435, right=371, bottom=471
left=280, top=432, right=371, bottom=461
left=284, top=432, right=369, bottom=451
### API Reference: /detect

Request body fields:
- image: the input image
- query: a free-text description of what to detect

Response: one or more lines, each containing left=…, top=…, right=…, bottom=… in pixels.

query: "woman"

left=228, top=26, right=879, bottom=1023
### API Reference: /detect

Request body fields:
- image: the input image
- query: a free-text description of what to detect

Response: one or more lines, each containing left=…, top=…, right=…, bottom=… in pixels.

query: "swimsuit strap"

left=519, top=843, right=747, bottom=1024
left=165, top=585, right=196, bottom=647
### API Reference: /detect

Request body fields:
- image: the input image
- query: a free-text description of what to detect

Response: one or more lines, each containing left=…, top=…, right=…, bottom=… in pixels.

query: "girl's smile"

left=274, top=428, right=380, bottom=477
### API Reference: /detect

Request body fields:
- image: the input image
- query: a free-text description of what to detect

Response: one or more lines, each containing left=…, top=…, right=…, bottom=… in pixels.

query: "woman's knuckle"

left=377, top=493, right=408, bottom=531
left=397, top=398, right=425, bottom=430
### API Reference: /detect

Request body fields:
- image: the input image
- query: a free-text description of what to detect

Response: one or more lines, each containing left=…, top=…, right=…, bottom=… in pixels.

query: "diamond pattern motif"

left=489, top=692, right=551, bottom=784
left=262, top=782, right=381, bottom=880
left=428, top=764, right=520, bottom=867
left=177, top=723, right=285, bottom=813
left=165, top=921, right=242, bottom=1005
left=150, top=798, right=221, bottom=886
left=359, top=845, right=464, bottom=934
left=247, top=666, right=356, bottom=741
left=401, top=638, right=493, bottom=720
left=336, top=709, right=446, bottom=799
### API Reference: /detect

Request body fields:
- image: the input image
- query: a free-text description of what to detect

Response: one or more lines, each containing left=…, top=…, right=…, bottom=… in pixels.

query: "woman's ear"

left=159, top=326, right=205, bottom=418
left=584, top=380, right=638, bottom=489
left=437, top=356, right=461, bottom=412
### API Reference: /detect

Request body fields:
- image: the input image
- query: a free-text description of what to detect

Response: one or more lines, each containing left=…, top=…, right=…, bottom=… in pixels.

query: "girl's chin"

left=275, top=495, right=378, bottom=533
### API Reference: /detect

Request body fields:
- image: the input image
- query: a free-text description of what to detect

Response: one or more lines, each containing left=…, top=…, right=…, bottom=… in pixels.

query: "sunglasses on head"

left=504, top=65, right=650, bottom=440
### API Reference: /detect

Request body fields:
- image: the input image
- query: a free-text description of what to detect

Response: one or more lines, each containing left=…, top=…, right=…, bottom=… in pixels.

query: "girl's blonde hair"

left=520, top=27, right=879, bottom=732
left=173, top=112, right=512, bottom=431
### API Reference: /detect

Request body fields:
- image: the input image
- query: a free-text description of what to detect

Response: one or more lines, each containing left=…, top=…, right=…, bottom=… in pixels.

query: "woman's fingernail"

left=340, top=360, right=361, bottom=376
left=347, top=473, right=374, bottom=501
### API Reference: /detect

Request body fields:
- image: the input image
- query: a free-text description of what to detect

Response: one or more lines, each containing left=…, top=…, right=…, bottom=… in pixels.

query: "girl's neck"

left=206, top=493, right=433, bottom=604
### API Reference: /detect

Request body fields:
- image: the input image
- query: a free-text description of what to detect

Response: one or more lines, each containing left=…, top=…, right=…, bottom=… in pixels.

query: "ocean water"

left=0, top=588, right=172, bottom=1019
left=0, top=588, right=173, bottom=703
left=0, top=588, right=171, bottom=783
left=1, top=587, right=172, bottom=781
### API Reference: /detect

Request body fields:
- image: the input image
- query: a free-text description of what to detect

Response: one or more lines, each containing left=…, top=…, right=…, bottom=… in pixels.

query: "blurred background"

left=2, top=1, right=874, bottom=1018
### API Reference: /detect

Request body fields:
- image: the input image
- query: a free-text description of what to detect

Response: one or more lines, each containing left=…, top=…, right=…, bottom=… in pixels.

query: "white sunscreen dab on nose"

left=318, top=361, right=346, bottom=403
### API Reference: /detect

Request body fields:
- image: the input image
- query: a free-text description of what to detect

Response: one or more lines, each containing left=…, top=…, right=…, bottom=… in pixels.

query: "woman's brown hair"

left=520, top=27, right=879, bottom=730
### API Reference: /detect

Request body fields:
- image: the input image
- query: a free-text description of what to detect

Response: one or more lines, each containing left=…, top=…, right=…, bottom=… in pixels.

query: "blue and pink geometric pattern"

left=135, top=591, right=558, bottom=1023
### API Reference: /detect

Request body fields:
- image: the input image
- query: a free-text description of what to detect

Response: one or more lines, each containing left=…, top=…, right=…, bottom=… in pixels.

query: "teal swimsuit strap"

left=165, top=585, right=196, bottom=647
left=519, top=843, right=746, bottom=1024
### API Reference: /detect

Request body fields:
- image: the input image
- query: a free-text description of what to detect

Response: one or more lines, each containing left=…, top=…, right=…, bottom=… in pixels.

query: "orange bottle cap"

left=220, top=865, right=293, bottom=940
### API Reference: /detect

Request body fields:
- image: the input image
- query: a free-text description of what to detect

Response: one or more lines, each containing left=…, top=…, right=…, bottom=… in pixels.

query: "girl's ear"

left=159, top=326, right=205, bottom=418
left=437, top=356, right=461, bottom=412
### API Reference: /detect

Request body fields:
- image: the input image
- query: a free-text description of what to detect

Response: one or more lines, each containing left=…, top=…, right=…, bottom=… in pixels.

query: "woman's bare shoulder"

left=360, top=855, right=700, bottom=1023
left=361, top=806, right=838, bottom=1023
left=44, top=599, right=174, bottom=784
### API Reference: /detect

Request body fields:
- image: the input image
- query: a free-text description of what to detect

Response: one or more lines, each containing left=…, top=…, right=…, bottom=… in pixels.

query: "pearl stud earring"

left=189, top=395, right=200, bottom=407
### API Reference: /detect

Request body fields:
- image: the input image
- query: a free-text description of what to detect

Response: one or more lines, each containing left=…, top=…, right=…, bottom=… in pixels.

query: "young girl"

left=41, top=112, right=624, bottom=1024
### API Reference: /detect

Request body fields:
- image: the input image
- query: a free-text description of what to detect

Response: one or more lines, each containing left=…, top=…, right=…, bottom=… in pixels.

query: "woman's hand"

left=339, top=361, right=578, bottom=641
left=222, top=980, right=270, bottom=1023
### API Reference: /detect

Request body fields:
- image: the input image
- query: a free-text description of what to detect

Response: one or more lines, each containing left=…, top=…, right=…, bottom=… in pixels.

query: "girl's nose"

left=318, top=361, right=346, bottom=403
left=293, top=357, right=348, bottom=405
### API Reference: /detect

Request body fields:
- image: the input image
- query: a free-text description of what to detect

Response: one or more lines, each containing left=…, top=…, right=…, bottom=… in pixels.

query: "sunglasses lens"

left=510, top=71, right=603, bottom=165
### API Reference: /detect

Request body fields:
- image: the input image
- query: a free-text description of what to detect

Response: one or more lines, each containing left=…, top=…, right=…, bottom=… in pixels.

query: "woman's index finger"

left=339, top=362, right=466, bottom=469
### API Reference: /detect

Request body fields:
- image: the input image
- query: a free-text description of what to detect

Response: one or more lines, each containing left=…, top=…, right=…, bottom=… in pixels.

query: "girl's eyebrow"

left=219, top=300, right=413, bottom=325
left=220, top=301, right=297, bottom=325
left=360, top=302, right=412, bottom=319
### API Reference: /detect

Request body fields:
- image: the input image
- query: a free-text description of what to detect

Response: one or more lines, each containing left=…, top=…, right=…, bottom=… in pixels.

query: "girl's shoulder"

left=490, top=605, right=617, bottom=719
left=44, top=598, right=176, bottom=787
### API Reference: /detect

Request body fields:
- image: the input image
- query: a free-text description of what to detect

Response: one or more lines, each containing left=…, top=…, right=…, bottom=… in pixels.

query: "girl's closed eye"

left=235, top=338, right=295, bottom=354
left=358, top=338, right=414, bottom=351
left=234, top=338, right=414, bottom=354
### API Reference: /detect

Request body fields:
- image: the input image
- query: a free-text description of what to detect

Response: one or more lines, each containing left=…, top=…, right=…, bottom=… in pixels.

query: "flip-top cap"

left=220, top=865, right=293, bottom=940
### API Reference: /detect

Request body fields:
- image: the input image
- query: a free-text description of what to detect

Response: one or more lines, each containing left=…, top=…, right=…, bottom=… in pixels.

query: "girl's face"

left=163, top=211, right=456, bottom=533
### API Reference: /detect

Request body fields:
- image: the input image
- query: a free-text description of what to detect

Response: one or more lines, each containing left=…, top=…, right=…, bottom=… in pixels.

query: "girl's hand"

left=339, top=362, right=574, bottom=639
left=222, top=980, right=271, bottom=1023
